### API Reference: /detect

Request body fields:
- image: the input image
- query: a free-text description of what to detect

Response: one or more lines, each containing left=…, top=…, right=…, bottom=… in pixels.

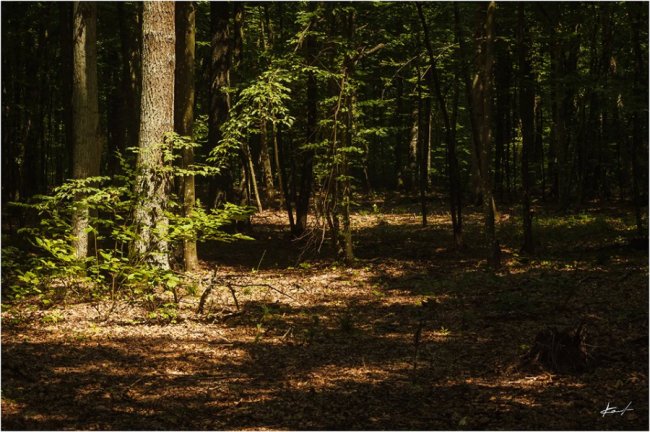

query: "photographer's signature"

left=600, top=402, right=633, bottom=417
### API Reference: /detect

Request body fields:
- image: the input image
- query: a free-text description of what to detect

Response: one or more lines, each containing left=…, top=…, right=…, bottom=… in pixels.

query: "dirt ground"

left=2, top=198, right=648, bottom=430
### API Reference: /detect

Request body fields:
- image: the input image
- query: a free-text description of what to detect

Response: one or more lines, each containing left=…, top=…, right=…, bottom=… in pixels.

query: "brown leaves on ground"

left=2, top=198, right=648, bottom=430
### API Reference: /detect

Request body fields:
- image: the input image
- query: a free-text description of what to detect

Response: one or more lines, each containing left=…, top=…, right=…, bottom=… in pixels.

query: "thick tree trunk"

left=71, top=1, right=102, bottom=259
left=131, top=1, right=175, bottom=269
left=518, top=3, right=535, bottom=254
left=174, top=1, right=199, bottom=271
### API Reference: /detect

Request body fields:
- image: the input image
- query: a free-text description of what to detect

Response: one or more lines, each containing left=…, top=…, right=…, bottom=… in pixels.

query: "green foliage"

left=2, top=137, right=253, bottom=318
left=209, top=67, right=295, bottom=165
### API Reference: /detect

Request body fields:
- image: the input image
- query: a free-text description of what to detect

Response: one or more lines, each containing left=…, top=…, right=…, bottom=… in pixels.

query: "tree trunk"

left=131, top=1, right=175, bottom=269
left=209, top=1, right=233, bottom=205
left=71, top=1, right=102, bottom=259
left=294, top=8, right=318, bottom=237
left=259, top=120, right=276, bottom=203
left=417, top=65, right=429, bottom=226
left=518, top=3, right=535, bottom=254
left=454, top=2, right=482, bottom=206
left=174, top=1, right=198, bottom=271
left=117, top=2, right=142, bottom=156
left=473, top=1, right=500, bottom=269
left=628, top=2, right=647, bottom=236
left=418, top=2, right=463, bottom=247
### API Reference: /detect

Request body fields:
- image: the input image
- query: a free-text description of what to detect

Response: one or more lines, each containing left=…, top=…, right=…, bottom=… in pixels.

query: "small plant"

left=3, top=136, right=253, bottom=321
left=41, top=310, right=64, bottom=325
left=147, top=302, right=179, bottom=324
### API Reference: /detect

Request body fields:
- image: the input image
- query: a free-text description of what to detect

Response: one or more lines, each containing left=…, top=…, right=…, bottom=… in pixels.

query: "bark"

left=473, top=1, right=500, bottom=268
left=418, top=2, right=463, bottom=247
left=294, top=7, right=318, bottom=237
left=131, top=1, right=175, bottom=269
left=518, top=3, right=535, bottom=254
left=117, top=2, right=142, bottom=154
left=259, top=121, right=276, bottom=203
left=71, top=1, right=102, bottom=259
left=209, top=2, right=233, bottom=204
left=454, top=2, right=482, bottom=206
left=628, top=3, right=647, bottom=236
left=174, top=1, right=198, bottom=271
left=417, top=67, right=430, bottom=226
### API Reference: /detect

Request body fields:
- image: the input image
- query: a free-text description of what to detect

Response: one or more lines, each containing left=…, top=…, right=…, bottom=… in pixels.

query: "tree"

left=293, top=2, right=319, bottom=237
left=472, top=1, right=500, bottom=268
left=518, top=3, right=535, bottom=254
left=175, top=1, right=198, bottom=271
left=209, top=1, right=234, bottom=206
left=131, top=1, right=175, bottom=269
left=71, top=1, right=102, bottom=259
left=417, top=2, right=463, bottom=246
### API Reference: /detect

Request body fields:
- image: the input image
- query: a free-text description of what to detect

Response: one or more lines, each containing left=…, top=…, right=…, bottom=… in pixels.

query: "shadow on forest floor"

left=2, top=199, right=648, bottom=430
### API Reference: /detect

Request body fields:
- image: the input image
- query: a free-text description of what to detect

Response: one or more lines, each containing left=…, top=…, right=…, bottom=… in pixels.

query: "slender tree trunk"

left=175, top=1, right=198, bottom=271
left=259, top=121, right=276, bottom=203
left=131, top=1, right=175, bottom=269
left=418, top=2, right=463, bottom=247
left=628, top=3, right=647, bottom=236
left=473, top=1, right=500, bottom=268
left=209, top=2, right=233, bottom=205
left=417, top=66, right=429, bottom=226
left=294, top=9, right=318, bottom=237
left=71, top=1, right=102, bottom=259
left=118, top=2, right=142, bottom=155
left=454, top=2, right=482, bottom=206
left=518, top=3, right=535, bottom=254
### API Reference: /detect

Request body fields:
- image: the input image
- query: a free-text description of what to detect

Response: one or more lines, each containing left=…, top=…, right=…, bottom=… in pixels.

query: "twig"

left=256, top=249, right=267, bottom=272
left=229, top=282, right=296, bottom=301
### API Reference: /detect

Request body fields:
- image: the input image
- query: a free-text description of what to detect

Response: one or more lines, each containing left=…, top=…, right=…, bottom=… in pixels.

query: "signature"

left=600, top=402, right=634, bottom=417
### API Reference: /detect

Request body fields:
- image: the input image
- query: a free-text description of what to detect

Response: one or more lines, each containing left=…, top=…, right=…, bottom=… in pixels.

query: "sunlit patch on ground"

left=2, top=201, right=647, bottom=430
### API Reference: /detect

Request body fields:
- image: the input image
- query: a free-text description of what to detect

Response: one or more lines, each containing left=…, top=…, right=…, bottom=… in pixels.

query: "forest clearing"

left=1, top=1, right=648, bottom=430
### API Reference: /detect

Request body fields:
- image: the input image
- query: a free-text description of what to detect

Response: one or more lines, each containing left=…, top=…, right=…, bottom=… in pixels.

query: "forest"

left=1, top=1, right=648, bottom=430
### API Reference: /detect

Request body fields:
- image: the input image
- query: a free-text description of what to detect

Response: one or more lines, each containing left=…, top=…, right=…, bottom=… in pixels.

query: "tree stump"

left=522, top=323, right=588, bottom=373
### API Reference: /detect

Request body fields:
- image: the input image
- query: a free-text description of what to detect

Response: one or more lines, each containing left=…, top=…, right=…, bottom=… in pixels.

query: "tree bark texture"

left=72, top=1, right=102, bottom=259
left=209, top=1, right=233, bottom=204
left=518, top=3, right=535, bottom=254
left=473, top=1, right=500, bottom=268
left=175, top=1, right=199, bottom=271
left=131, top=1, right=175, bottom=269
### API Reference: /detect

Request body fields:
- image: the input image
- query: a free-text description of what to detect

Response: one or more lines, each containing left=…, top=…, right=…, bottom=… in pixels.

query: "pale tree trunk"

left=72, top=1, right=102, bottom=259
left=174, top=1, right=198, bottom=271
left=473, top=1, right=500, bottom=268
left=131, top=1, right=175, bottom=269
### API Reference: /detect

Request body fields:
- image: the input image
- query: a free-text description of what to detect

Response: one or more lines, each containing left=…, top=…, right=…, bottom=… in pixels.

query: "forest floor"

left=2, top=194, right=648, bottom=430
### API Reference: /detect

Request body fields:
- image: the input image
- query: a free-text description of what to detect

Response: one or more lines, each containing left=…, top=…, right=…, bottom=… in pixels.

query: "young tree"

left=174, top=1, right=198, bottom=271
left=71, top=1, right=102, bottom=259
left=131, top=1, right=175, bottom=269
